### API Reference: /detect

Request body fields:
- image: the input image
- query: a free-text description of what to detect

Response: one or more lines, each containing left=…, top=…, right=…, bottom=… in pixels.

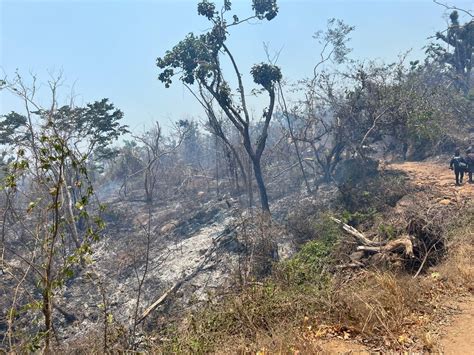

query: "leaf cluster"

left=0, top=112, right=28, bottom=145
left=157, top=0, right=280, bottom=91
left=251, top=63, right=282, bottom=91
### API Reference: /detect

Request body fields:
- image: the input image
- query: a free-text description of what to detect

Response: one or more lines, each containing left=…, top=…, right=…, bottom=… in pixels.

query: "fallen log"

left=357, top=236, right=414, bottom=258
left=332, top=217, right=415, bottom=267
left=136, top=278, right=184, bottom=325
left=136, top=246, right=215, bottom=325
left=330, top=217, right=382, bottom=246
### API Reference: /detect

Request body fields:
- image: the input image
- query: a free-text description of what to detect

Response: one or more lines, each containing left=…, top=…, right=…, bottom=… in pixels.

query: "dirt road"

left=390, top=161, right=474, bottom=201
left=391, top=161, right=473, bottom=354
left=439, top=297, right=474, bottom=355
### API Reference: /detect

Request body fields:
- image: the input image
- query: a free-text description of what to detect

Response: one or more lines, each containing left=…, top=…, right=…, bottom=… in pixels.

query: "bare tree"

left=132, top=121, right=187, bottom=204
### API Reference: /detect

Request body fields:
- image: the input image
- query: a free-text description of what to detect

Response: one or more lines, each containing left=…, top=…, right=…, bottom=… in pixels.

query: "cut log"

left=356, top=236, right=414, bottom=258
left=330, top=217, right=382, bottom=246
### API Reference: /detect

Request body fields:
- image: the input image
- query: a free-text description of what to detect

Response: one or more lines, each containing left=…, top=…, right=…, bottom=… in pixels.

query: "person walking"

left=450, top=149, right=467, bottom=186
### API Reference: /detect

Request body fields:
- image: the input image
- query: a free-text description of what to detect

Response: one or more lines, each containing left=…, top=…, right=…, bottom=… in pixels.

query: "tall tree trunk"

left=42, top=282, right=52, bottom=352
left=251, top=156, right=270, bottom=212
left=247, top=156, right=254, bottom=209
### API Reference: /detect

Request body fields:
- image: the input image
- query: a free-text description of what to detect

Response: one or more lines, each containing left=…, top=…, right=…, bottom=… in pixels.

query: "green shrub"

left=337, top=168, right=409, bottom=224
left=279, top=240, right=332, bottom=286
left=278, top=214, right=341, bottom=286
left=407, top=110, right=443, bottom=160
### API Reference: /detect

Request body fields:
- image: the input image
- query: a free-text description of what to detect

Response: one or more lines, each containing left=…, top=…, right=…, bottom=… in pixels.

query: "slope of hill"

left=150, top=159, right=473, bottom=353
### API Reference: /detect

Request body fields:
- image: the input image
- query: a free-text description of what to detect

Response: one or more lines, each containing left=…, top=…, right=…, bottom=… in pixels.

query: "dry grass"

left=434, top=203, right=474, bottom=291
left=158, top=281, right=327, bottom=353
left=156, top=270, right=437, bottom=353
left=331, top=272, right=422, bottom=337
left=419, top=330, right=438, bottom=352
left=153, top=203, right=474, bottom=353
left=57, top=201, right=474, bottom=353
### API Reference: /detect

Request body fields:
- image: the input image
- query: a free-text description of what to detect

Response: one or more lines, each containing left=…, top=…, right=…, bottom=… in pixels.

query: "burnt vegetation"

left=1, top=0, right=473, bottom=353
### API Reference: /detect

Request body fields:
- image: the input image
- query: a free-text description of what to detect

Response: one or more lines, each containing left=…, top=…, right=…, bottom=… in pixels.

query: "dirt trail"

left=440, top=297, right=474, bottom=355
left=390, top=161, right=474, bottom=202
left=390, top=161, right=474, bottom=354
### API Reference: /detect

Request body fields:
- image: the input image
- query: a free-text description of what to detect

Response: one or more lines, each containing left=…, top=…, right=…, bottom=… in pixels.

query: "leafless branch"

left=433, top=0, right=474, bottom=17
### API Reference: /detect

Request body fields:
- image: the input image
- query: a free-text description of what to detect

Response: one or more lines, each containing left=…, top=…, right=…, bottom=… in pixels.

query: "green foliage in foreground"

left=278, top=214, right=341, bottom=286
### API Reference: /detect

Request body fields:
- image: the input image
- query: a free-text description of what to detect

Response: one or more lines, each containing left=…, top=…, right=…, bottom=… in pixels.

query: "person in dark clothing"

left=466, top=147, right=474, bottom=183
left=450, top=149, right=467, bottom=186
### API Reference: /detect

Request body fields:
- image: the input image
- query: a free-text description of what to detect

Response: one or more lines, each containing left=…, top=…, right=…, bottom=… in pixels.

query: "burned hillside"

left=1, top=0, right=473, bottom=353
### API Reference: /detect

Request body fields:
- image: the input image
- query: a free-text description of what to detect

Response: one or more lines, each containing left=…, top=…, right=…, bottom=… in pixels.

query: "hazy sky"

left=1, top=0, right=472, bottom=132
